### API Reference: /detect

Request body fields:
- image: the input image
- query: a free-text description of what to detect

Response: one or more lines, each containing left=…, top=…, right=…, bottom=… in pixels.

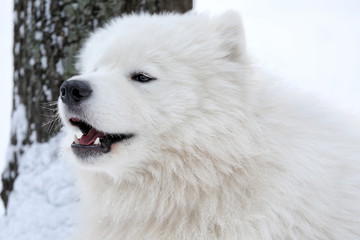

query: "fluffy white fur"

left=58, top=12, right=360, bottom=239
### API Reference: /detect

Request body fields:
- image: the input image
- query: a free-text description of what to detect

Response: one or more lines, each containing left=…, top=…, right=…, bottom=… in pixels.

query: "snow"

left=19, top=67, right=24, bottom=77
left=34, top=31, right=43, bottom=41
left=93, top=19, right=99, bottom=30
left=13, top=70, right=18, bottom=81
left=41, top=56, right=47, bottom=69
left=34, top=0, right=41, bottom=9
left=72, top=3, right=78, bottom=10
left=19, top=11, right=24, bottom=20
left=44, top=0, right=51, bottom=22
left=13, top=11, right=17, bottom=25
left=0, top=201, right=4, bottom=218
left=42, top=85, right=52, bottom=101
left=14, top=42, right=20, bottom=55
left=57, top=35, right=64, bottom=49
left=29, top=57, right=35, bottom=66
left=56, top=59, right=64, bottom=75
left=0, top=134, right=78, bottom=240
left=63, top=26, right=69, bottom=37
left=40, top=43, right=46, bottom=54
left=11, top=104, right=27, bottom=149
left=19, top=24, right=24, bottom=39
left=26, top=0, right=32, bottom=28
left=51, top=33, right=56, bottom=46
left=0, top=1, right=360, bottom=240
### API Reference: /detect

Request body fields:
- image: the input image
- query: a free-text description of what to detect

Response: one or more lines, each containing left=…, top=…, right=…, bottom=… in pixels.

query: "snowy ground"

left=0, top=0, right=360, bottom=239
left=0, top=134, right=78, bottom=240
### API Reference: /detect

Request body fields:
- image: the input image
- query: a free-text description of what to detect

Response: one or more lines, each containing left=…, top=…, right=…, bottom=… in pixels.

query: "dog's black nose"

left=60, top=80, right=92, bottom=105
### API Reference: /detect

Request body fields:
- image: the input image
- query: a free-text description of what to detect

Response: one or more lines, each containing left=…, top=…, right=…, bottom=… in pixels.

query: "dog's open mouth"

left=69, top=118, right=133, bottom=158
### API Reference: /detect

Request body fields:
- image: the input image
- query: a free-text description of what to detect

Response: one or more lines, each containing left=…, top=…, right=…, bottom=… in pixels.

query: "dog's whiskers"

left=40, top=101, right=62, bottom=134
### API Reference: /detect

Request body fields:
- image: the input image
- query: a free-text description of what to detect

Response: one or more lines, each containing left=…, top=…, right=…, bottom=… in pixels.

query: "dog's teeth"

left=94, top=137, right=100, bottom=145
left=74, top=135, right=80, bottom=144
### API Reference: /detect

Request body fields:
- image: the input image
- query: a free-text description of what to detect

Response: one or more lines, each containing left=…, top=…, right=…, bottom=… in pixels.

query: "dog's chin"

left=67, top=141, right=148, bottom=181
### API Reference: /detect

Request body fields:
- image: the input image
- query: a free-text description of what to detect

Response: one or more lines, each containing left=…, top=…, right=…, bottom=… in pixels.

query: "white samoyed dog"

left=58, top=12, right=360, bottom=240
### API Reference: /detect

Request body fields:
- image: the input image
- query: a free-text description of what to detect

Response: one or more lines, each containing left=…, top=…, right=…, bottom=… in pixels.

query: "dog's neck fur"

left=75, top=129, right=280, bottom=239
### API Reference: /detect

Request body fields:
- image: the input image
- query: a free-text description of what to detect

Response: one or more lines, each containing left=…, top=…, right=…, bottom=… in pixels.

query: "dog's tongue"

left=79, top=128, right=105, bottom=145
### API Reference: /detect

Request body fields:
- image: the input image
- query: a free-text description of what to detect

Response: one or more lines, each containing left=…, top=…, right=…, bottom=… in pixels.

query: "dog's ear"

left=212, top=11, right=247, bottom=62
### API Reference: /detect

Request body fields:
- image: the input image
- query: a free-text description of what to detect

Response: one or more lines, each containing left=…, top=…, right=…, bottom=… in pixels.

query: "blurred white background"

left=197, top=0, right=360, bottom=113
left=0, top=1, right=13, bottom=173
left=0, top=0, right=359, bottom=172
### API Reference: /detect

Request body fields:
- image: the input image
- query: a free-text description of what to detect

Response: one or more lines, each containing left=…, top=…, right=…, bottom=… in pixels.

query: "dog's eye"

left=131, top=73, right=156, bottom=83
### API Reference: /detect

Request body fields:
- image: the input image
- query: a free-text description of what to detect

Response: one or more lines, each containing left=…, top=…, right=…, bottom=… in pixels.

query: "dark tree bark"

left=1, top=0, right=192, bottom=211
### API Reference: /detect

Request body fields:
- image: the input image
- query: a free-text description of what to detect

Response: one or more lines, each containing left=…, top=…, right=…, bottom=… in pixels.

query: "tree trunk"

left=1, top=0, right=192, bottom=211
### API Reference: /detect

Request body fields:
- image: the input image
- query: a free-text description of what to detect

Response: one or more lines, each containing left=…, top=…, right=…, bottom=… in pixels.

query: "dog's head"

left=58, top=12, right=249, bottom=179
